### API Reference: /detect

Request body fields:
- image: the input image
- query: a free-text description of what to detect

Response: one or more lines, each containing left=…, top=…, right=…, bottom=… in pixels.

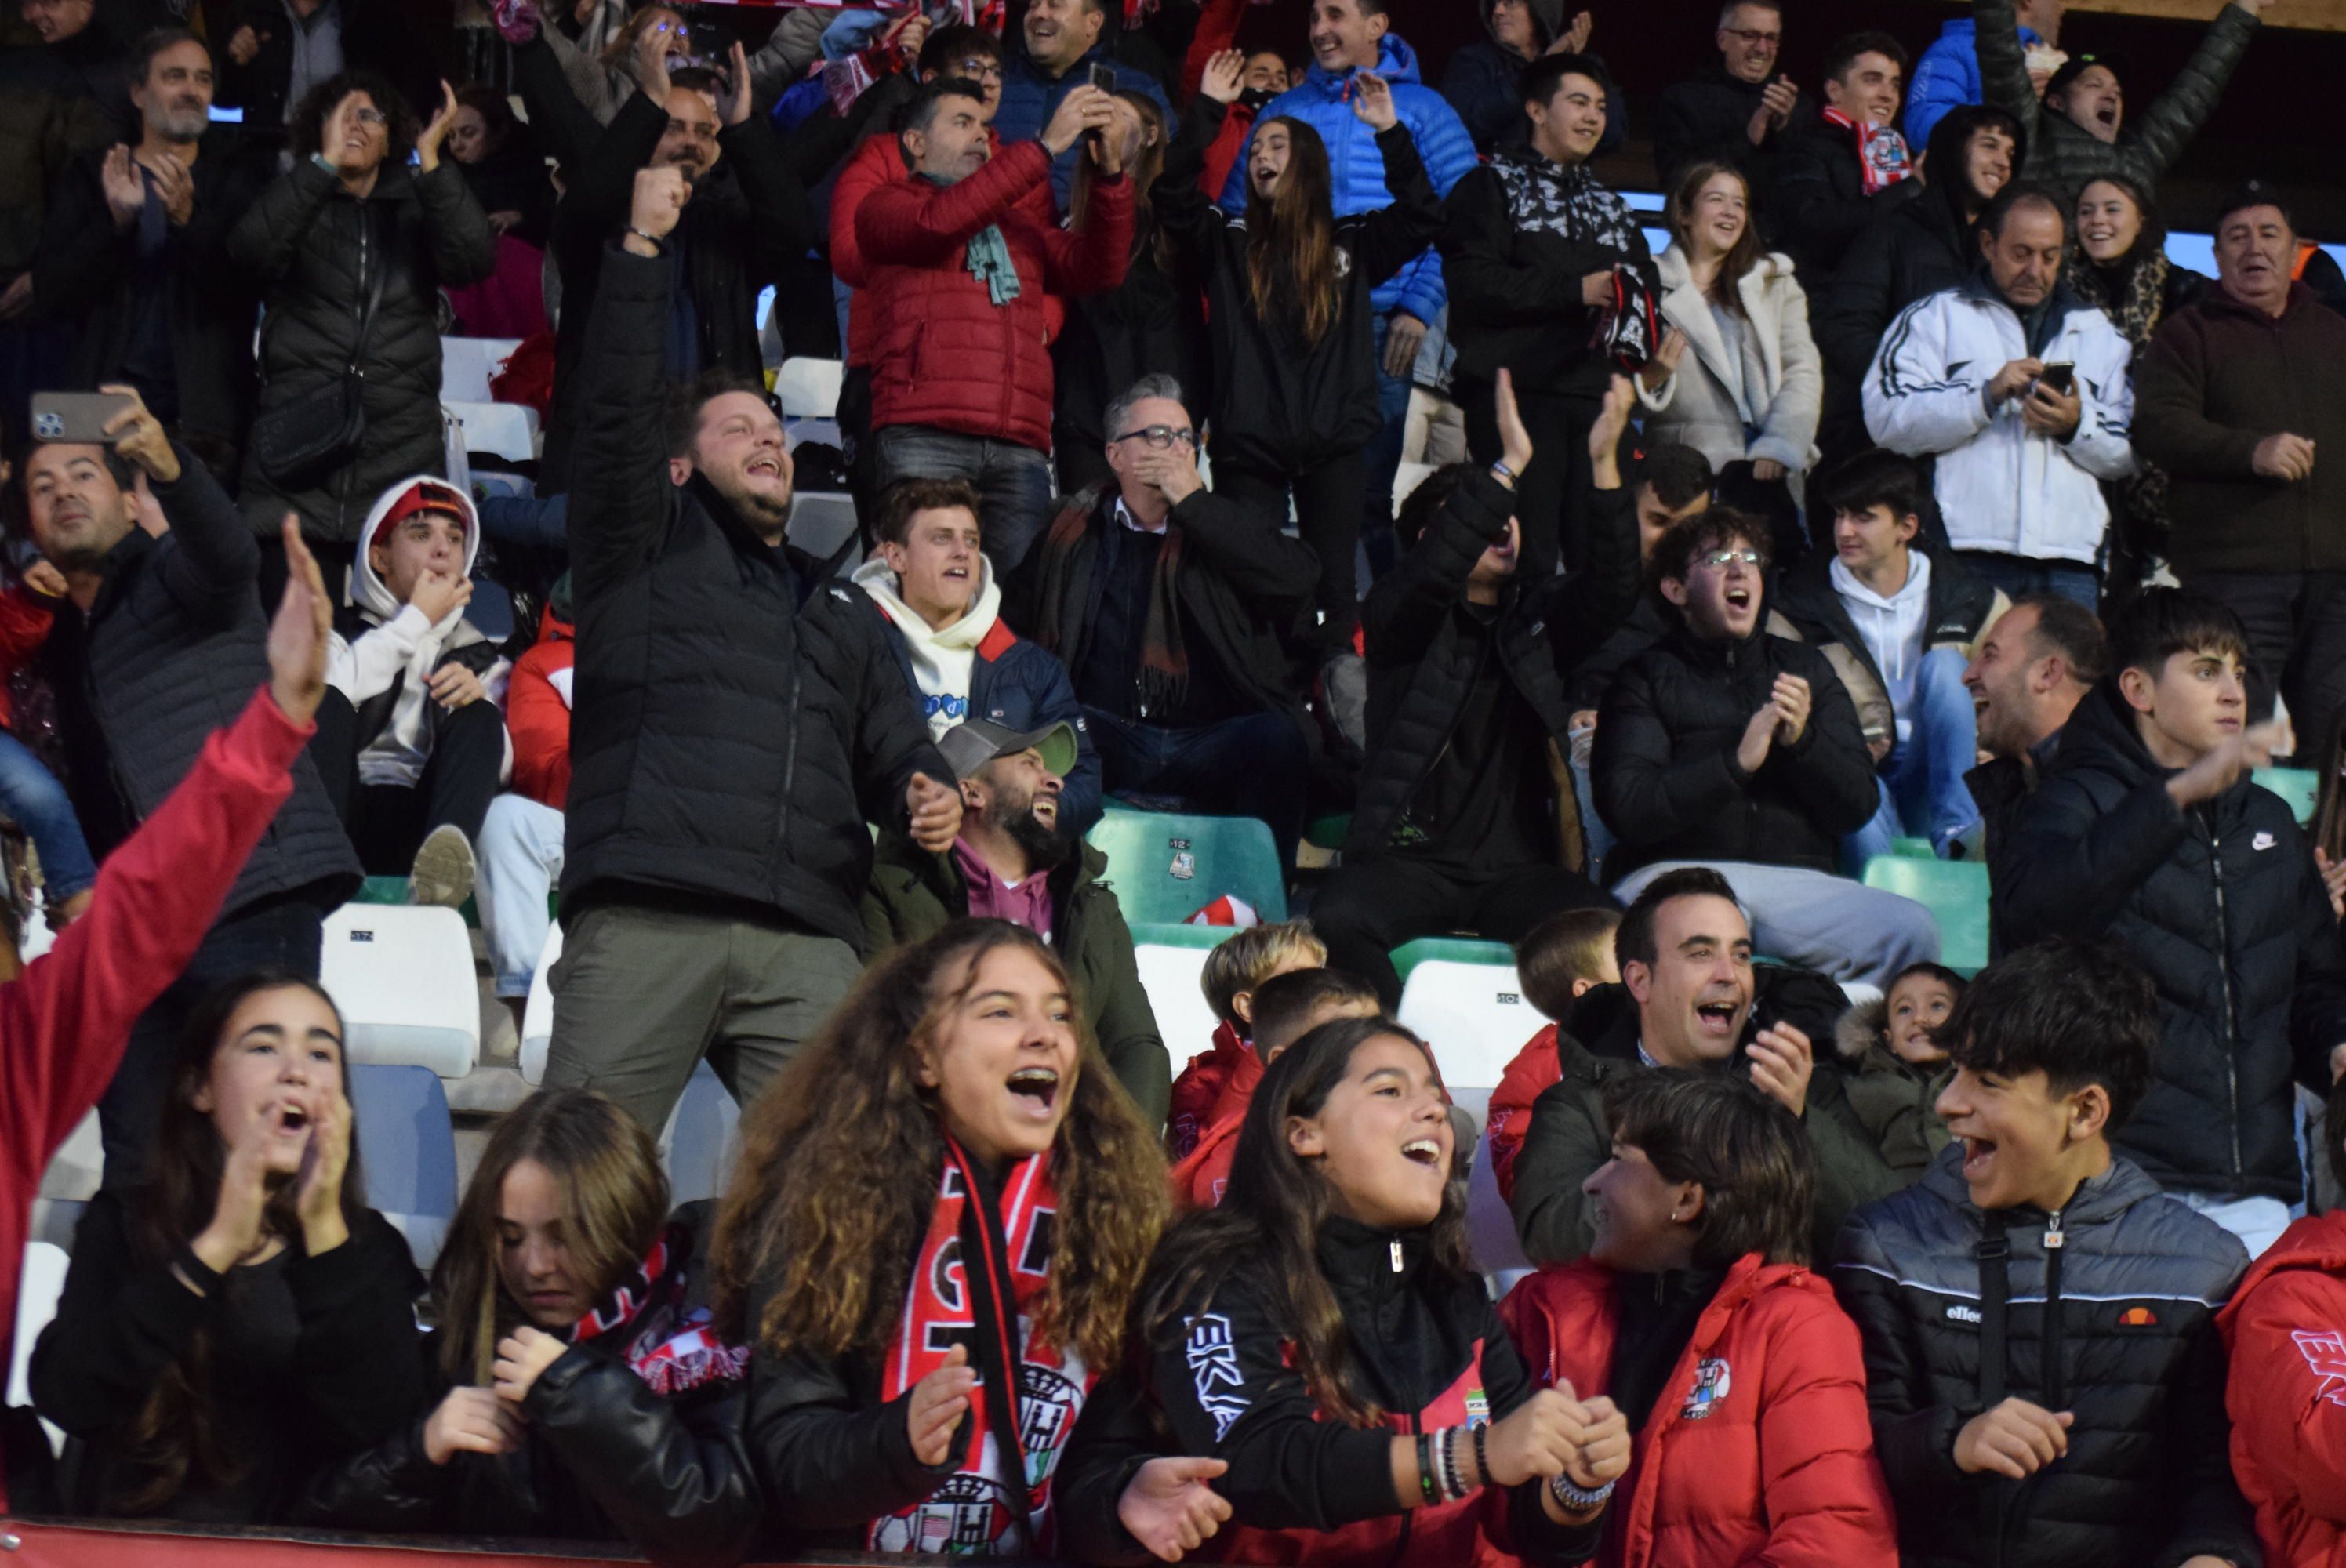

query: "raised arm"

left=1971, top=0, right=2043, bottom=142
left=1156, top=92, right=1240, bottom=258
left=857, top=138, right=1056, bottom=267
left=1352, top=118, right=1447, bottom=288
left=107, top=392, right=262, bottom=622
left=2125, top=0, right=2262, bottom=184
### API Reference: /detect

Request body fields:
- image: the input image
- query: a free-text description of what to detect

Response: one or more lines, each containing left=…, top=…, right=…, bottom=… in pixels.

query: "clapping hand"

left=294, top=1086, right=353, bottom=1255
left=417, top=80, right=462, bottom=172
left=100, top=145, right=146, bottom=229
left=720, top=39, right=753, bottom=127
left=2317, top=845, right=2346, bottom=921
left=1199, top=47, right=1244, bottom=106
left=1553, top=10, right=1593, bottom=53
left=907, top=1343, right=977, bottom=1466
left=267, top=518, right=332, bottom=725
left=1494, top=367, right=1534, bottom=486
left=1747, top=1022, right=1814, bottom=1117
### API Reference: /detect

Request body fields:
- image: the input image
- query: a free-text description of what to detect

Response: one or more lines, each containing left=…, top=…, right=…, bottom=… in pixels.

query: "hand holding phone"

left=2036, top=361, right=2075, bottom=397
left=30, top=390, right=137, bottom=445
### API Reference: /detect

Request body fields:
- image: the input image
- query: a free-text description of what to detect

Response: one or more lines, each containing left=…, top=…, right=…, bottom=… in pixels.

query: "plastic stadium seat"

left=1390, top=937, right=1513, bottom=992
left=2257, top=766, right=2319, bottom=827
left=9, top=1240, right=68, bottom=1457
left=1396, top=956, right=1538, bottom=1112
left=1890, top=837, right=1935, bottom=859
left=786, top=491, right=860, bottom=564
left=1860, top=855, right=1988, bottom=978
left=321, top=904, right=481, bottom=1078
left=775, top=357, right=844, bottom=419
left=520, top=920, right=562, bottom=1086
left=1132, top=926, right=1233, bottom=1083
left=1465, top=1123, right=1532, bottom=1292
left=1088, top=810, right=1288, bottom=926
left=349, top=1062, right=460, bottom=1269
left=445, top=399, right=541, bottom=463
left=662, top=1062, right=744, bottom=1207
left=439, top=336, right=522, bottom=402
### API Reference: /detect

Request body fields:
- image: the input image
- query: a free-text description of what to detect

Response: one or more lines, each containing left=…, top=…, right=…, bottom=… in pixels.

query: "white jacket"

left=1862, top=281, right=2137, bottom=566
left=1637, top=247, right=1823, bottom=474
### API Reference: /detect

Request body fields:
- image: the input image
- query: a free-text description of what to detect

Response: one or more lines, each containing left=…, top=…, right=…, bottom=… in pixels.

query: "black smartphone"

left=688, top=20, right=731, bottom=64
left=2037, top=361, right=2075, bottom=397
left=29, top=390, right=136, bottom=445
left=1088, top=62, right=1117, bottom=94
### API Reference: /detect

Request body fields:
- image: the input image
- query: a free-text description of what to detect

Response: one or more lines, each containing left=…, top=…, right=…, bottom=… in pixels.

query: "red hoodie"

left=0, top=688, right=309, bottom=1510
left=507, top=604, right=574, bottom=811
left=1501, top=1255, right=1898, bottom=1568
left=1168, top=1039, right=1262, bottom=1208
left=2219, top=1209, right=2346, bottom=1566
left=1486, top=1025, right=1563, bottom=1206
left=1169, top=1018, right=1249, bottom=1159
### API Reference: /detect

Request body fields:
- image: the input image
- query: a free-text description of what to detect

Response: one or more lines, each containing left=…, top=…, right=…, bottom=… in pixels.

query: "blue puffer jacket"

left=1215, top=33, right=1480, bottom=327
left=1904, top=17, right=2040, bottom=148
left=994, top=39, right=1172, bottom=212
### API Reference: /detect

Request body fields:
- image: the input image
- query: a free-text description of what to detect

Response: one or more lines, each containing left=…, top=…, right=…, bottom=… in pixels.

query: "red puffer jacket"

left=856, top=139, right=1131, bottom=452
left=1169, top=1035, right=1262, bottom=1209
left=1486, top=1025, right=1563, bottom=1205
left=1501, top=1255, right=1897, bottom=1568
left=2218, top=1209, right=2346, bottom=1567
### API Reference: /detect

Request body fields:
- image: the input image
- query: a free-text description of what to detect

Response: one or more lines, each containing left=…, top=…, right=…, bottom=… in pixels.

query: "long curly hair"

left=1139, top=1017, right=1470, bottom=1428
left=288, top=71, right=420, bottom=165
left=1244, top=116, right=1341, bottom=349
left=712, top=920, right=1167, bottom=1371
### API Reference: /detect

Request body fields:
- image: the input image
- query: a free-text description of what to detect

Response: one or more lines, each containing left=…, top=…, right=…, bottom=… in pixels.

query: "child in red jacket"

left=1488, top=907, right=1622, bottom=1203
left=0, top=456, right=97, bottom=930
left=1502, top=1069, right=1898, bottom=1567
left=1166, top=918, right=1325, bottom=1158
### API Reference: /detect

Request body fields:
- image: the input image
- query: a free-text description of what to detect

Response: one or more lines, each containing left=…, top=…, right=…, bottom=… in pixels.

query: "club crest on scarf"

left=571, top=1223, right=750, bottom=1398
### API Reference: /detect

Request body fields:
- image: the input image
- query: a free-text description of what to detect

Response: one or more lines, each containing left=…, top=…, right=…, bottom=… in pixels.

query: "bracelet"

left=1440, top=1427, right=1469, bottom=1504
left=1488, top=459, right=1516, bottom=484
left=626, top=227, right=666, bottom=249
left=1415, top=1432, right=1438, bottom=1507
left=1549, top=1473, right=1615, bottom=1512
left=1473, top=1421, right=1491, bottom=1494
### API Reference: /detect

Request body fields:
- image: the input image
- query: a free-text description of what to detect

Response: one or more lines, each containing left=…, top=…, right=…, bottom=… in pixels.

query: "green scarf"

left=965, top=223, right=1022, bottom=307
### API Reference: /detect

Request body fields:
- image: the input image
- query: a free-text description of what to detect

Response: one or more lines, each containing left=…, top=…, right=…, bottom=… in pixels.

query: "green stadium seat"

left=2256, top=766, right=2320, bottom=827
left=353, top=873, right=481, bottom=928
left=1890, top=837, right=1935, bottom=859
left=1861, top=855, right=1990, bottom=977
left=1087, top=811, right=1288, bottom=926
left=1389, top=936, right=1514, bottom=989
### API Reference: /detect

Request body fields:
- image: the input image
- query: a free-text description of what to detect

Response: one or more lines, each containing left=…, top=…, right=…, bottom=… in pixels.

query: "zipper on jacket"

left=2041, top=1210, right=2066, bottom=1410
left=2207, top=824, right=2243, bottom=1178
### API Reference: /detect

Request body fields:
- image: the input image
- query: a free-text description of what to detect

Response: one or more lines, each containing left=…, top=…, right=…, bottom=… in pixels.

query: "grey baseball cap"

left=936, top=719, right=1078, bottom=782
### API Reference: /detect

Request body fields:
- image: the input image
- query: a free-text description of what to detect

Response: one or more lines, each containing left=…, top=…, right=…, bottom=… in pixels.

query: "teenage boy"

left=1166, top=920, right=1327, bottom=1159
left=1834, top=939, right=2259, bottom=1568
left=2003, top=589, right=2346, bottom=1256
left=1772, top=448, right=2003, bottom=861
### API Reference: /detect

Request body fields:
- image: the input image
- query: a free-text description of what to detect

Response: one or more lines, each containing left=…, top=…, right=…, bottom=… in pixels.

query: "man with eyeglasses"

left=1595, top=507, right=1942, bottom=989
left=1654, top=0, right=1807, bottom=191
left=1012, top=374, right=1321, bottom=874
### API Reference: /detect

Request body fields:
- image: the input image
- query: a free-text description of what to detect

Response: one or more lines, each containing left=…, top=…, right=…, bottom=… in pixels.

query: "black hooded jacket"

left=2000, top=686, right=2346, bottom=1203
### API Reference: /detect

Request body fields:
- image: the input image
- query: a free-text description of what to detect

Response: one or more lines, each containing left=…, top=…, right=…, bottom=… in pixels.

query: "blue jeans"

left=1360, top=311, right=1418, bottom=581
left=870, top=423, right=1056, bottom=574
left=1958, top=550, right=2097, bottom=612
left=0, top=729, right=96, bottom=900
left=1846, top=647, right=1983, bottom=865
left=1083, top=706, right=1309, bottom=873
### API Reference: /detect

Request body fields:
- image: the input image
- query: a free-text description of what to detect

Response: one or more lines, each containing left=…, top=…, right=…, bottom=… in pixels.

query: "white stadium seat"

left=1396, top=958, right=1539, bottom=1120
left=1134, top=938, right=1226, bottom=1085
left=439, top=336, right=523, bottom=402
left=10, top=1240, right=69, bottom=1457
left=775, top=356, right=844, bottom=419
left=1465, top=1123, right=1532, bottom=1294
left=320, top=904, right=481, bottom=1078
left=445, top=399, right=541, bottom=463
left=520, top=920, right=562, bottom=1086
left=662, top=1062, right=744, bottom=1207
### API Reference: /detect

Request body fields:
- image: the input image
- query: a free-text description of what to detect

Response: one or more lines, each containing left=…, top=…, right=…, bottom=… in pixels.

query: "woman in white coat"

left=1639, top=159, right=1825, bottom=561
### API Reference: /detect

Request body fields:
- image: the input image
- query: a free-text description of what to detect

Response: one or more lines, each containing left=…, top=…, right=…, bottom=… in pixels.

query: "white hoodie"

left=1829, top=550, right=1932, bottom=745
left=852, top=554, right=1002, bottom=742
left=327, top=476, right=514, bottom=790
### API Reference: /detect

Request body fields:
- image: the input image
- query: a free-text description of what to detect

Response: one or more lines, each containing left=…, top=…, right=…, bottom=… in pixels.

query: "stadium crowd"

left=5, top=0, right=2346, bottom=1563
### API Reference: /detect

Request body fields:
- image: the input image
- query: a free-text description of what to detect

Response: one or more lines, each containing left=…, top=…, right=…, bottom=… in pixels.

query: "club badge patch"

left=1681, top=1357, right=1731, bottom=1421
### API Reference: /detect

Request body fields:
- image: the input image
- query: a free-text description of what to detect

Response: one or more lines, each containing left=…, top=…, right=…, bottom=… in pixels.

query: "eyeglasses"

left=1113, top=425, right=1197, bottom=450
left=351, top=107, right=387, bottom=126
left=950, top=57, right=1005, bottom=80
left=1700, top=549, right=1764, bottom=570
left=1721, top=27, right=1780, bottom=45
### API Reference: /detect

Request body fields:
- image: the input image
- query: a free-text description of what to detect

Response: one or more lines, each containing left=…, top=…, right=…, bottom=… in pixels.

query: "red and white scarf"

left=867, top=1140, right=1091, bottom=1557
left=570, top=1222, right=750, bottom=1399
left=1822, top=107, right=1914, bottom=196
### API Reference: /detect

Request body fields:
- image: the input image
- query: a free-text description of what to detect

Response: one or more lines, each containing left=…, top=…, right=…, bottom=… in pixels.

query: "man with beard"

left=542, top=49, right=815, bottom=489
left=29, top=30, right=273, bottom=480
left=861, top=718, right=1169, bottom=1125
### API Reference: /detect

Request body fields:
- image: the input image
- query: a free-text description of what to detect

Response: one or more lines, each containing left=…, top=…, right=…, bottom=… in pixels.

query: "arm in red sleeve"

left=1042, top=169, right=1134, bottom=297
left=855, top=140, right=1054, bottom=267
left=1180, top=0, right=1247, bottom=99
left=2228, top=1269, right=2346, bottom=1526
left=0, top=586, right=57, bottom=675
left=507, top=651, right=573, bottom=811
left=830, top=133, right=906, bottom=292
left=0, top=687, right=309, bottom=1171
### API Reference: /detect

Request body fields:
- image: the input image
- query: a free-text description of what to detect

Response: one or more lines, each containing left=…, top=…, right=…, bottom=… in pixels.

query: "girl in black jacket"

left=1070, top=1016, right=1622, bottom=1566
left=29, top=970, right=427, bottom=1521
left=1157, top=52, right=1444, bottom=648
left=293, top=1089, right=758, bottom=1568
left=716, top=920, right=1224, bottom=1561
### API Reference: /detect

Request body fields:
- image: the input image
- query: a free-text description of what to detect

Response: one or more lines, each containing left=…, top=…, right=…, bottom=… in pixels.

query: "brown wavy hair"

left=1667, top=158, right=1766, bottom=310
left=118, top=971, right=368, bottom=1515
left=1140, top=1017, right=1470, bottom=1428
left=712, top=920, right=1167, bottom=1370
left=431, top=1088, right=668, bottom=1385
left=1244, top=116, right=1341, bottom=349
left=1070, top=91, right=1177, bottom=277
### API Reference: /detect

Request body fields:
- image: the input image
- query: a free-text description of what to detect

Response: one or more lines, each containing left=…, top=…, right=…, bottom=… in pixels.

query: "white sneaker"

left=409, top=825, right=478, bottom=909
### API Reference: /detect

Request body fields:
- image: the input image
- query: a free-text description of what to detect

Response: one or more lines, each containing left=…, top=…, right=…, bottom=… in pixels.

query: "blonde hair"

left=1200, top=920, right=1327, bottom=1026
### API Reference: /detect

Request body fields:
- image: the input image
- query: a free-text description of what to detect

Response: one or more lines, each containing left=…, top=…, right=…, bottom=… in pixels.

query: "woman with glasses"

left=1155, top=49, right=1444, bottom=651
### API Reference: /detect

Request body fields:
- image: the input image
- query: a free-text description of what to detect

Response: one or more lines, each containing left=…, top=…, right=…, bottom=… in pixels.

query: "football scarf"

left=866, top=1138, right=1091, bottom=1557
left=1821, top=107, right=1913, bottom=195
left=570, top=1221, right=750, bottom=1399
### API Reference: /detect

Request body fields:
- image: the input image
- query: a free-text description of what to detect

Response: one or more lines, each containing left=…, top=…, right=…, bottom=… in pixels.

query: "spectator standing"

left=14, top=0, right=133, bottom=136
left=2000, top=590, right=2346, bottom=1256
left=1905, top=0, right=2061, bottom=149
left=1653, top=0, right=1805, bottom=191
left=474, top=586, right=571, bottom=1022
left=545, top=166, right=957, bottom=1138
left=860, top=79, right=1133, bottom=572
left=21, top=394, right=358, bottom=1181
left=1975, top=0, right=2267, bottom=204
left=1015, top=376, right=1321, bottom=873
left=1176, top=0, right=1290, bottom=197
left=1311, top=376, right=1637, bottom=1010
left=1833, top=941, right=2261, bottom=1568
left=1507, top=868, right=1892, bottom=1269
left=1639, top=158, right=1822, bottom=564
left=1215, top=0, right=1479, bottom=606
left=1593, top=510, right=1940, bottom=988
left=214, top=0, right=436, bottom=136
left=1161, top=55, right=1441, bottom=648
left=862, top=719, right=1169, bottom=1123
left=852, top=477, right=1102, bottom=836
left=1445, top=53, right=1661, bottom=580
left=993, top=0, right=1171, bottom=211
left=30, top=30, right=272, bottom=482
left=1765, top=33, right=1915, bottom=295
left=1440, top=1, right=1624, bottom=158
left=1864, top=183, right=2135, bottom=608
left=446, top=85, right=554, bottom=247
left=1814, top=103, right=2021, bottom=465
left=231, top=74, right=495, bottom=592
left=2134, top=187, right=2346, bottom=763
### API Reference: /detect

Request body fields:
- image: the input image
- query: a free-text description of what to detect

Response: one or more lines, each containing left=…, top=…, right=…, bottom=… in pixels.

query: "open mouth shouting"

left=1694, top=994, right=1742, bottom=1040
left=1961, top=1134, right=1996, bottom=1183
left=1006, top=1065, right=1062, bottom=1123
left=1400, top=1135, right=1443, bottom=1169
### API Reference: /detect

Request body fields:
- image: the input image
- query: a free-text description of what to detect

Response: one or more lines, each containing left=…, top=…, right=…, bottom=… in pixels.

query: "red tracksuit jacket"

left=2220, top=1208, right=2346, bottom=1566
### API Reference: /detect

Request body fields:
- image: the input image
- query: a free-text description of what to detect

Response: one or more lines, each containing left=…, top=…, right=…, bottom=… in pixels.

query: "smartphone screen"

left=30, top=390, right=136, bottom=445
left=1088, top=62, right=1117, bottom=94
left=2039, top=361, right=2075, bottom=395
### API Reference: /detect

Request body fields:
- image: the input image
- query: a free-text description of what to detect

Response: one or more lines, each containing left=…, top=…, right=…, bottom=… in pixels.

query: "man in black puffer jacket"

left=20, top=390, right=358, bottom=1182
left=1835, top=939, right=2258, bottom=1568
left=1594, top=506, right=1940, bottom=987
left=548, top=166, right=956, bottom=1137
left=2002, top=590, right=2346, bottom=1255
left=1313, top=376, right=1640, bottom=1007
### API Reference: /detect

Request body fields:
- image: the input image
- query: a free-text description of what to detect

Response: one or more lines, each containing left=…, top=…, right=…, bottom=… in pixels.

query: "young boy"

left=2003, top=587, right=2346, bottom=1257
left=321, top=476, right=511, bottom=907
left=1168, top=967, right=1380, bottom=1210
left=1167, top=920, right=1326, bottom=1158
left=1836, top=960, right=1963, bottom=1179
left=1487, top=907, right=1623, bottom=1203
left=1834, top=939, right=2258, bottom=1568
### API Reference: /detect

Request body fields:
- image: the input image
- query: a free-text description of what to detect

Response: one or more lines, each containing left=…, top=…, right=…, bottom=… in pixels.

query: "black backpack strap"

left=1975, top=1211, right=2014, bottom=1567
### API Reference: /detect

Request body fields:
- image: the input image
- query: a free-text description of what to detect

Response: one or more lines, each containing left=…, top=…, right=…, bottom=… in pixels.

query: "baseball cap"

left=369, top=477, right=471, bottom=554
left=937, top=719, right=1077, bottom=782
